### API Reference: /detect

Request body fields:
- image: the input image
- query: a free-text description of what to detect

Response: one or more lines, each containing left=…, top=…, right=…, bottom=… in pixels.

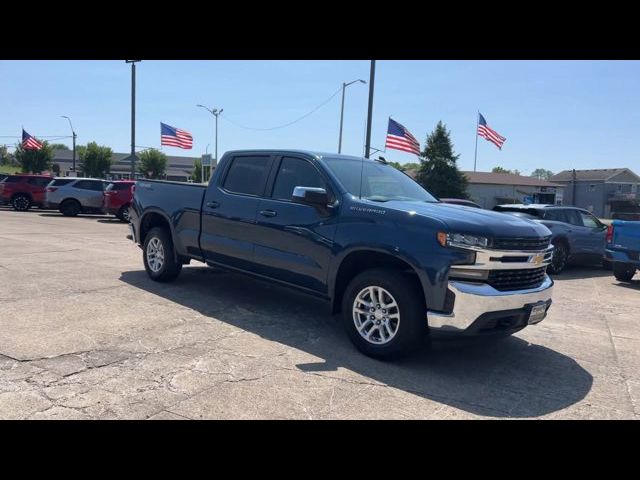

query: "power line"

left=220, top=86, right=343, bottom=131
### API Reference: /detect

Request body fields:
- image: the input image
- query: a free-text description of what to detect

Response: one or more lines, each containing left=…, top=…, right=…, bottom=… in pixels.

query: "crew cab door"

left=251, top=156, right=338, bottom=294
left=577, top=210, right=608, bottom=255
left=200, top=154, right=274, bottom=271
left=72, top=179, right=108, bottom=208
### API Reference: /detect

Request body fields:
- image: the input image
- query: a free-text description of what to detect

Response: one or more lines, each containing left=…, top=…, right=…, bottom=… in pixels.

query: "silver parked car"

left=44, top=177, right=109, bottom=217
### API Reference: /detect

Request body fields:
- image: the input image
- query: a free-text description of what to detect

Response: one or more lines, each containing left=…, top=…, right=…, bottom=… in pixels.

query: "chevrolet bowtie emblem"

left=532, top=254, right=545, bottom=265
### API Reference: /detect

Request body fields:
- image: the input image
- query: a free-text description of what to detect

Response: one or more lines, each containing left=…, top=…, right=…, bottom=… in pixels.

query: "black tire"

left=60, top=199, right=81, bottom=217
left=116, top=205, right=130, bottom=222
left=341, top=268, right=427, bottom=360
left=613, top=263, right=636, bottom=282
left=12, top=194, right=31, bottom=212
left=548, top=240, right=569, bottom=274
left=142, top=227, right=182, bottom=282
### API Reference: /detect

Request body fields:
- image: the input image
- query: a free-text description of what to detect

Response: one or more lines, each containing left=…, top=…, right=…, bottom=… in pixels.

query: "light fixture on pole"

left=338, top=79, right=366, bottom=154
left=61, top=115, right=77, bottom=173
left=126, top=60, right=141, bottom=178
left=197, top=105, right=223, bottom=179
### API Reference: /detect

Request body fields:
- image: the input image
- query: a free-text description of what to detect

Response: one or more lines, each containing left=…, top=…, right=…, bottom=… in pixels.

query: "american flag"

left=22, top=129, right=43, bottom=150
left=477, top=113, right=506, bottom=150
left=385, top=118, right=421, bottom=156
left=161, top=122, right=193, bottom=149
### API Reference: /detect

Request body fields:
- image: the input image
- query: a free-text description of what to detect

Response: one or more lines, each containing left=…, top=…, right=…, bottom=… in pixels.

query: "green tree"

left=192, top=159, right=211, bottom=183
left=52, top=163, right=61, bottom=176
left=492, top=166, right=522, bottom=175
left=139, top=149, right=167, bottom=179
left=415, top=121, right=468, bottom=199
left=403, top=162, right=421, bottom=171
left=14, top=142, right=54, bottom=174
left=0, top=145, right=11, bottom=165
left=387, top=161, right=404, bottom=171
left=50, top=143, right=70, bottom=150
left=79, top=142, right=113, bottom=178
left=530, top=168, right=554, bottom=180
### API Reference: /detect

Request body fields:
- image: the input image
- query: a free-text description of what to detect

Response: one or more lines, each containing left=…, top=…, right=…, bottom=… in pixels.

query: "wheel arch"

left=330, top=248, right=426, bottom=314
left=139, top=209, right=180, bottom=263
left=11, top=191, right=33, bottom=202
left=552, top=235, right=571, bottom=255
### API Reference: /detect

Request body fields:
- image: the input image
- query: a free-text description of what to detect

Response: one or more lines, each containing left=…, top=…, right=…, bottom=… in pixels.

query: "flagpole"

left=473, top=111, right=479, bottom=172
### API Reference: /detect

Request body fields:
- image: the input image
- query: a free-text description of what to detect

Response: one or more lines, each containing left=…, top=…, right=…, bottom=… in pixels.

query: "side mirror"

left=292, top=186, right=329, bottom=207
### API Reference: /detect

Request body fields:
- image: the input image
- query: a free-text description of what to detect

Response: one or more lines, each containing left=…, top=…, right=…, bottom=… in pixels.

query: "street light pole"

left=338, top=79, right=366, bottom=154
left=61, top=116, right=76, bottom=174
left=364, top=60, right=376, bottom=159
left=126, top=60, right=141, bottom=178
left=197, top=105, right=223, bottom=180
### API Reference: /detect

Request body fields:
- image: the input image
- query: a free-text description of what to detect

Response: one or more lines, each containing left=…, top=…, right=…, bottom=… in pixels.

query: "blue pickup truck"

left=605, top=220, right=640, bottom=282
left=128, top=150, right=555, bottom=359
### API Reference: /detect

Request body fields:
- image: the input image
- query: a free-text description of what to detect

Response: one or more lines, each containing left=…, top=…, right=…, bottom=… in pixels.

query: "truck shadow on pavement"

left=119, top=266, right=593, bottom=418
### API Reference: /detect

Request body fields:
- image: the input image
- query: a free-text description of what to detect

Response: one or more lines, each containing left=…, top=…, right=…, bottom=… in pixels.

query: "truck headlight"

left=437, top=232, right=489, bottom=250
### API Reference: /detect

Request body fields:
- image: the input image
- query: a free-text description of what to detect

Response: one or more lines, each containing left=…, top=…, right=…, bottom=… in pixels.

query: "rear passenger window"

left=51, top=179, right=74, bottom=187
left=564, top=209, right=583, bottom=226
left=74, top=180, right=104, bottom=191
left=223, top=156, right=271, bottom=196
left=544, top=210, right=567, bottom=222
left=28, top=177, right=51, bottom=187
left=272, top=157, right=326, bottom=201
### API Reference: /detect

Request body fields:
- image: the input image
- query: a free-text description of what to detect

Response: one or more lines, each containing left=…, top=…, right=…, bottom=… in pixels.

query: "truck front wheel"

left=341, top=268, right=427, bottom=360
left=143, top=227, right=182, bottom=282
left=613, top=263, right=636, bottom=282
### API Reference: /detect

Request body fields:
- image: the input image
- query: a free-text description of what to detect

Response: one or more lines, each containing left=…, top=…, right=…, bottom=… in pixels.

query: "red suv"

left=103, top=180, right=135, bottom=221
left=0, top=174, right=54, bottom=211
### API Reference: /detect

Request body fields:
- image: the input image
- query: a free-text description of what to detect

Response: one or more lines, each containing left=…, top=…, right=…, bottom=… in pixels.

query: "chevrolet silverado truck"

left=605, top=221, right=640, bottom=282
left=128, top=150, right=555, bottom=359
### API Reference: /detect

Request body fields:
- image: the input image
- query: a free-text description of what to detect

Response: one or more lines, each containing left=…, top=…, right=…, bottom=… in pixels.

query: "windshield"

left=324, top=158, right=438, bottom=203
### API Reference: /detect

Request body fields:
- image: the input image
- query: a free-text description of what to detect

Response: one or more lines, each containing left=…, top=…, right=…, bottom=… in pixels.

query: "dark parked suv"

left=494, top=204, right=608, bottom=273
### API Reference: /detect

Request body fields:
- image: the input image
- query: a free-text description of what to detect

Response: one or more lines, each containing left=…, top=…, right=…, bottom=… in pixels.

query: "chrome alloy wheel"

left=146, top=237, right=165, bottom=272
left=352, top=286, right=401, bottom=345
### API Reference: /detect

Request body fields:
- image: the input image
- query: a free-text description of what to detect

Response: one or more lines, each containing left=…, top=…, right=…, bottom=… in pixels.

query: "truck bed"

left=133, top=179, right=207, bottom=260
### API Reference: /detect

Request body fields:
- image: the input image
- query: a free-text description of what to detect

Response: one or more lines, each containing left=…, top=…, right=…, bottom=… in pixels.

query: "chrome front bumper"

left=427, top=275, right=554, bottom=332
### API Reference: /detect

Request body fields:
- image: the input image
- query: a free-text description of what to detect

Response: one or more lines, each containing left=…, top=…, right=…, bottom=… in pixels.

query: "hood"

left=381, top=200, right=552, bottom=238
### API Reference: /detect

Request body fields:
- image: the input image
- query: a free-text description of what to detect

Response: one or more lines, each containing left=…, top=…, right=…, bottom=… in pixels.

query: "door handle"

left=259, top=209, right=277, bottom=218
left=206, top=201, right=220, bottom=209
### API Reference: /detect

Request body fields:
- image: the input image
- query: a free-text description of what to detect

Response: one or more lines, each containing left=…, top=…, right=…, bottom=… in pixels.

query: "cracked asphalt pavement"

left=1, top=207, right=639, bottom=419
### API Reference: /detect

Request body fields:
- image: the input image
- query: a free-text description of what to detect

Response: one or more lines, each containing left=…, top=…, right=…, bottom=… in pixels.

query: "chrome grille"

left=487, top=267, right=547, bottom=291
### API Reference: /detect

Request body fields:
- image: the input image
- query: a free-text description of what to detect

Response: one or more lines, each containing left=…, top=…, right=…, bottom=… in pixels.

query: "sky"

left=1, top=60, right=639, bottom=175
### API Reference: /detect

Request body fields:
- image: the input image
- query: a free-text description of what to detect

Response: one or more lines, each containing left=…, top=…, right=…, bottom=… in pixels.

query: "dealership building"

left=51, top=149, right=204, bottom=182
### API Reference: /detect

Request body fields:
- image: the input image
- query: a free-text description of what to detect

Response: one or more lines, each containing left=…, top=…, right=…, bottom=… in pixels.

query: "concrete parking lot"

left=0, top=207, right=638, bottom=419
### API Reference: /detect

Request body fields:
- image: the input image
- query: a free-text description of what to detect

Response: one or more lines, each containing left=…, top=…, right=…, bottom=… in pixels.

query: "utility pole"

left=338, top=79, right=366, bottom=154
left=61, top=116, right=76, bottom=173
left=126, top=60, right=141, bottom=178
left=364, top=60, right=376, bottom=159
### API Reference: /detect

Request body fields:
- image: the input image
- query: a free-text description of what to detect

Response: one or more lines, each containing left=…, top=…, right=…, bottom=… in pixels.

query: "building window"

left=589, top=184, right=596, bottom=192
left=618, top=184, right=623, bottom=191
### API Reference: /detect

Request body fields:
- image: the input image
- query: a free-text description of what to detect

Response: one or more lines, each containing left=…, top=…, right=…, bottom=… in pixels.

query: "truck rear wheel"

left=143, top=227, right=182, bottom=282
left=613, top=263, right=636, bottom=282
left=341, top=268, right=427, bottom=360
